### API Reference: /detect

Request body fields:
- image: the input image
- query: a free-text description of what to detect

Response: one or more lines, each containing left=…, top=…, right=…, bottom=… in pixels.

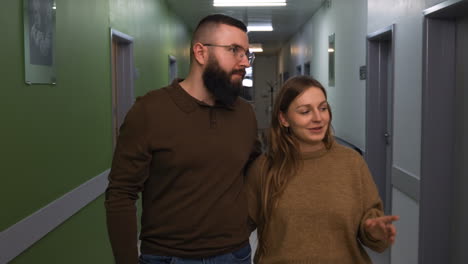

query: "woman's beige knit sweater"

left=246, top=143, right=389, bottom=264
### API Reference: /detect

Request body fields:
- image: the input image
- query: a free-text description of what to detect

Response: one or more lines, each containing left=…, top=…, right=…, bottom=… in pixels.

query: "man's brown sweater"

left=247, top=143, right=389, bottom=263
left=105, top=79, right=260, bottom=263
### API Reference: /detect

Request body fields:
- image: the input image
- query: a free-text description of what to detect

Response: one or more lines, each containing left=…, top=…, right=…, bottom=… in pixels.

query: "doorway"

left=365, top=25, right=395, bottom=264
left=111, top=29, right=134, bottom=148
left=366, top=25, right=395, bottom=215
left=304, top=62, right=311, bottom=76
left=296, top=64, right=302, bottom=76
left=421, top=1, right=468, bottom=263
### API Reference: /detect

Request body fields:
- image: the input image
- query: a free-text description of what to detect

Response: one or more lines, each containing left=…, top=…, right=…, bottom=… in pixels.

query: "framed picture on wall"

left=23, top=0, right=56, bottom=84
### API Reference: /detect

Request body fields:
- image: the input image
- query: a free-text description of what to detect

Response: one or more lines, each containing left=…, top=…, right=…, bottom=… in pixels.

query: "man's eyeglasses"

left=202, top=43, right=255, bottom=65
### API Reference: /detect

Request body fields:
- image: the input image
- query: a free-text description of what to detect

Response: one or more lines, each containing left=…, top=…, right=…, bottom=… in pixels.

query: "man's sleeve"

left=104, top=99, right=152, bottom=264
left=245, top=104, right=263, bottom=173
left=246, top=157, right=263, bottom=231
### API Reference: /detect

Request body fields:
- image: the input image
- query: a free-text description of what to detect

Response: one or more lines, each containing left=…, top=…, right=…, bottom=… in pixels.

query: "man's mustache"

left=231, top=69, right=246, bottom=77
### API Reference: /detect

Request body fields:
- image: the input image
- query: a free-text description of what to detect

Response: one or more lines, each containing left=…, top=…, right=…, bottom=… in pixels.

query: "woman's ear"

left=279, top=112, right=289, bottom=128
left=193, top=43, right=207, bottom=65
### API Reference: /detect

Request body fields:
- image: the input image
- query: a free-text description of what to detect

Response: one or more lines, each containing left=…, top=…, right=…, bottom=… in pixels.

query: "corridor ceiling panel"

left=164, top=0, right=325, bottom=54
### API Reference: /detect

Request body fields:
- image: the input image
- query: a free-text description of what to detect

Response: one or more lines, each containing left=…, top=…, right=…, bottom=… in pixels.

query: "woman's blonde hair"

left=255, top=76, right=334, bottom=262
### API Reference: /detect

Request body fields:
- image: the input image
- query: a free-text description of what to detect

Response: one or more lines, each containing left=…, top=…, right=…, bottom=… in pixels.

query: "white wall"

left=425, top=0, right=447, bottom=7
left=278, top=0, right=368, bottom=150
left=369, top=0, right=424, bottom=180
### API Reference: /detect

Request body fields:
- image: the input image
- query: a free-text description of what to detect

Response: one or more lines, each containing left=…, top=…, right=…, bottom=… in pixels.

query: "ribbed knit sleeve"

left=357, top=160, right=390, bottom=253
left=105, top=98, right=152, bottom=264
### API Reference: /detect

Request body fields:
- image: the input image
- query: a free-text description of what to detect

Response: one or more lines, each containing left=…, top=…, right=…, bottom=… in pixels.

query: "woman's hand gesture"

left=364, top=215, right=399, bottom=244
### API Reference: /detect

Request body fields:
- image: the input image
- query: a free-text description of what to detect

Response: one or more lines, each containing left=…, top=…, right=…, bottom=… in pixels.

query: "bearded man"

left=105, top=14, right=261, bottom=264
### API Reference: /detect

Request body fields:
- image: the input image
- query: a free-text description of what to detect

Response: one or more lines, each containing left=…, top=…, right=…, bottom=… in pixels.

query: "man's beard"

left=202, top=57, right=245, bottom=106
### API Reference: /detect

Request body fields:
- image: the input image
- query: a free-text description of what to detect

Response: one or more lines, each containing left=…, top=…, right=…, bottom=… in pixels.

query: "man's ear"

left=279, top=112, right=289, bottom=127
left=193, top=43, right=207, bottom=65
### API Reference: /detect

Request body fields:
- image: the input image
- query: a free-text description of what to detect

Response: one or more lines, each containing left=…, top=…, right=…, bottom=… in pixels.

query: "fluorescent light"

left=214, top=0, right=287, bottom=7
left=247, top=25, right=273, bottom=31
left=328, top=48, right=335, bottom=52
left=243, top=79, right=253, bottom=87
left=250, top=47, right=263, bottom=52
left=249, top=43, right=263, bottom=52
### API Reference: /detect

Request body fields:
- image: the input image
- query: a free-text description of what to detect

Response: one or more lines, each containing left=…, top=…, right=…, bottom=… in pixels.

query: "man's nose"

left=239, top=54, right=250, bottom=68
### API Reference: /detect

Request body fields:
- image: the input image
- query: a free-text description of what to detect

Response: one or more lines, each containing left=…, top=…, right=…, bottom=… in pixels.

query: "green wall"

left=110, top=0, right=191, bottom=96
left=0, top=0, right=190, bottom=262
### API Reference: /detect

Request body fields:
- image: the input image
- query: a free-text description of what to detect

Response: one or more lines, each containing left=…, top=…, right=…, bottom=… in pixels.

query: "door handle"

left=384, top=132, right=391, bottom=145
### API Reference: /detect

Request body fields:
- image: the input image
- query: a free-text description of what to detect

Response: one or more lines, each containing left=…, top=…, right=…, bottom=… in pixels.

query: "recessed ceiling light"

left=247, top=25, right=273, bottom=31
left=214, top=0, right=287, bottom=7
left=249, top=47, right=264, bottom=52
left=249, top=43, right=264, bottom=52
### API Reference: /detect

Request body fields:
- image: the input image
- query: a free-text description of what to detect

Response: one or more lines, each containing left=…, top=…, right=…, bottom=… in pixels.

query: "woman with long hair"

left=247, top=76, right=398, bottom=263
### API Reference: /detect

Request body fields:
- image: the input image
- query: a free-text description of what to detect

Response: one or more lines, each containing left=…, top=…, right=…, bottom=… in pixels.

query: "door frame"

left=420, top=1, right=468, bottom=263
left=365, top=24, right=395, bottom=215
left=110, top=29, right=134, bottom=148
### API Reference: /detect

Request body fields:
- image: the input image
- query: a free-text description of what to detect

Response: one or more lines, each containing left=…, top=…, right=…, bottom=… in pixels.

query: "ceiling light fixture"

left=249, top=47, right=264, bottom=52
left=214, top=0, right=287, bottom=7
left=249, top=43, right=264, bottom=52
left=247, top=25, right=273, bottom=31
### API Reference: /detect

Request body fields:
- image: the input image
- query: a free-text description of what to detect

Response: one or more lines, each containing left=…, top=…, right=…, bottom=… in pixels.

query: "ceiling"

left=164, top=0, right=325, bottom=55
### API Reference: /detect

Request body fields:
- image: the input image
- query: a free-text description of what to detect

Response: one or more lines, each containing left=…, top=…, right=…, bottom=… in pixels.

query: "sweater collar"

left=300, top=145, right=329, bottom=160
left=166, top=78, right=239, bottom=113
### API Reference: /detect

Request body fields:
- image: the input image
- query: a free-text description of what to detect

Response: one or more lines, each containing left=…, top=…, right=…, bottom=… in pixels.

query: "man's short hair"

left=195, top=14, right=247, bottom=34
left=189, top=14, right=247, bottom=61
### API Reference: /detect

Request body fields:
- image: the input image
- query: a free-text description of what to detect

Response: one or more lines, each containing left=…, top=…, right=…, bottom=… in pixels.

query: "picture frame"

left=23, top=0, right=56, bottom=84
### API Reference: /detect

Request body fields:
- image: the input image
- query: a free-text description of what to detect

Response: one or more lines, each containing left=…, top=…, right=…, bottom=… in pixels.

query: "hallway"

left=1, top=0, right=467, bottom=263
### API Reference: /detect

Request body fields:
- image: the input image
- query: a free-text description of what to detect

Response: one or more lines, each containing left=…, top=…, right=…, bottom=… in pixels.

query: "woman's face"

left=279, top=86, right=330, bottom=152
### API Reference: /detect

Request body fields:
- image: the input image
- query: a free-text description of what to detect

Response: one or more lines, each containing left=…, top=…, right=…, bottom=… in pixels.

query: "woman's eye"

left=300, top=111, right=310, bottom=115
left=320, top=107, right=328, bottom=111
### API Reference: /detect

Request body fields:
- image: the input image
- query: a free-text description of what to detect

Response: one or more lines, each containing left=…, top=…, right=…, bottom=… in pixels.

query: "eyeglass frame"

left=201, top=43, right=255, bottom=65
